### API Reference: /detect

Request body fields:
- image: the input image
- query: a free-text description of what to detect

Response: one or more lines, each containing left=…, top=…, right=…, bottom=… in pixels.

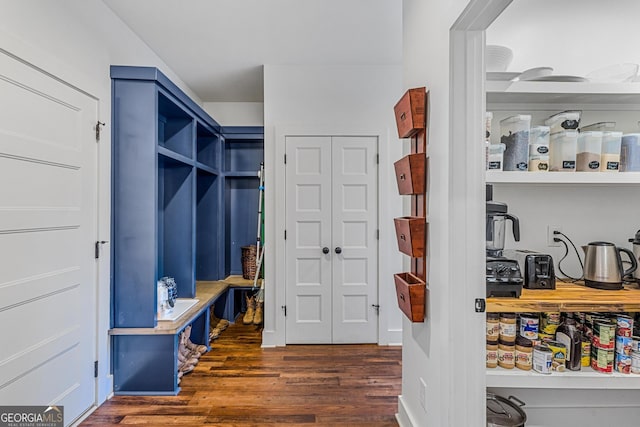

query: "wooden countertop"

left=487, top=281, right=640, bottom=313
left=109, top=281, right=228, bottom=336
left=221, top=275, right=262, bottom=288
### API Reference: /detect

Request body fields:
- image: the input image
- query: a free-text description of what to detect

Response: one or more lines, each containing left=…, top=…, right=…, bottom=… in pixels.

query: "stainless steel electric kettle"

left=629, top=230, right=640, bottom=282
left=582, top=242, right=638, bottom=290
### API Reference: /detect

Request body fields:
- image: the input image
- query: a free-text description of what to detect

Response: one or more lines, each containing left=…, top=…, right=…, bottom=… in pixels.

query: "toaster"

left=503, top=249, right=556, bottom=290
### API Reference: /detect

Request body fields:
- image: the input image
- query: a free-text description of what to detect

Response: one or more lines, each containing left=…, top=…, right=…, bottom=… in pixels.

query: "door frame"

left=447, top=0, right=512, bottom=425
left=271, top=125, right=401, bottom=347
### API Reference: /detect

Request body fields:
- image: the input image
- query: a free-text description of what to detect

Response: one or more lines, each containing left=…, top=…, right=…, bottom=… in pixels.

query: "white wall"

left=262, top=64, right=404, bottom=347
left=487, top=0, right=640, bottom=79
left=0, top=0, right=200, bottom=407
left=398, top=1, right=473, bottom=426
left=203, top=102, right=264, bottom=127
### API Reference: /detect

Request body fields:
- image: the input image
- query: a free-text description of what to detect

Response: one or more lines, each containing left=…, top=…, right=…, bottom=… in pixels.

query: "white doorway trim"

left=448, top=0, right=512, bottom=425
left=267, top=125, right=401, bottom=347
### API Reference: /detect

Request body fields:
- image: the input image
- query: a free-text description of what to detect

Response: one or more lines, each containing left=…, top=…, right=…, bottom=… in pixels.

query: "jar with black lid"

left=498, top=338, right=515, bottom=369
left=487, top=313, right=500, bottom=341
left=499, top=313, right=517, bottom=343
left=515, top=336, right=533, bottom=370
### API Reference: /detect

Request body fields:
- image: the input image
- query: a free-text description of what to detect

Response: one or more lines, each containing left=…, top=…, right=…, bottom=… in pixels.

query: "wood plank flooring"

left=81, top=322, right=401, bottom=426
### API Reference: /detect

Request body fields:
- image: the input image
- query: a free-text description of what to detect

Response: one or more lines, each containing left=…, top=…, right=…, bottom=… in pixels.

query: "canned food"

left=546, top=340, right=567, bottom=372
left=632, top=336, right=640, bottom=353
left=533, top=345, right=553, bottom=374
left=581, top=339, right=591, bottom=367
left=538, top=332, right=555, bottom=343
left=593, top=334, right=615, bottom=350
left=631, top=351, right=640, bottom=374
left=591, top=346, right=614, bottom=374
left=540, top=312, right=561, bottom=335
left=617, top=315, right=634, bottom=331
left=615, top=353, right=632, bottom=374
left=519, top=314, right=539, bottom=340
left=593, top=321, right=615, bottom=347
left=616, top=335, right=633, bottom=356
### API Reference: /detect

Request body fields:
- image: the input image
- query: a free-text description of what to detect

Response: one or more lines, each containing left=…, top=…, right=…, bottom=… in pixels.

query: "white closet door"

left=331, top=136, right=378, bottom=343
left=0, top=50, right=97, bottom=424
left=285, top=136, right=333, bottom=343
left=285, top=135, right=378, bottom=344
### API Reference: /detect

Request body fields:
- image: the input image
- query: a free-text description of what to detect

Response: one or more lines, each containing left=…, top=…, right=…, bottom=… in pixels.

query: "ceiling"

left=103, top=0, right=402, bottom=103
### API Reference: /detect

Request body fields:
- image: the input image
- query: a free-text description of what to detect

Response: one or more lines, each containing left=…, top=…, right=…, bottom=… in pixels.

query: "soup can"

left=593, top=321, right=615, bottom=348
left=540, top=312, right=561, bottom=335
left=533, top=345, right=553, bottom=374
left=546, top=341, right=567, bottom=372
left=631, top=336, right=640, bottom=353
left=615, top=353, right=631, bottom=374
left=519, top=314, right=539, bottom=340
left=616, top=335, right=633, bottom=356
left=617, top=315, right=633, bottom=338
left=591, top=346, right=614, bottom=374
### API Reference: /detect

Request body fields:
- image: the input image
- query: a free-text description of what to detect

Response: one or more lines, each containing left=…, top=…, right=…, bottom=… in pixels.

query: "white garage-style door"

left=285, top=135, right=378, bottom=344
left=0, top=50, right=98, bottom=425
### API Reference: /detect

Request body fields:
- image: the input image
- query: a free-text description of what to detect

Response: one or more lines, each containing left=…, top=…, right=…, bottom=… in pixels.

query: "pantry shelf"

left=486, top=171, right=640, bottom=184
left=486, top=81, right=640, bottom=108
left=487, top=282, right=640, bottom=313
left=487, top=366, right=640, bottom=389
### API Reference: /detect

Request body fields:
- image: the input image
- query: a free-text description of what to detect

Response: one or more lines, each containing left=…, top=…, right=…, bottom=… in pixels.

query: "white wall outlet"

left=419, top=377, right=427, bottom=411
left=547, top=225, right=562, bottom=247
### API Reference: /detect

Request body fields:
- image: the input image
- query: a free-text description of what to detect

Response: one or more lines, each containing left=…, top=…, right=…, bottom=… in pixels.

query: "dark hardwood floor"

left=82, top=322, right=402, bottom=426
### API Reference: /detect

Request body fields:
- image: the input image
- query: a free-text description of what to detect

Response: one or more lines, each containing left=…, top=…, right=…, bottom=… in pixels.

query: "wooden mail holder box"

left=394, top=216, right=425, bottom=258
left=393, top=87, right=426, bottom=138
left=394, top=272, right=426, bottom=322
left=394, top=153, right=426, bottom=195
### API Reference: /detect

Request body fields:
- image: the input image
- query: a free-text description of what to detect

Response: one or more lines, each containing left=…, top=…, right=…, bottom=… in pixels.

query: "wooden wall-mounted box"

left=394, top=153, right=426, bottom=195
left=393, top=87, right=426, bottom=138
left=394, top=272, right=426, bottom=322
left=394, top=216, right=425, bottom=258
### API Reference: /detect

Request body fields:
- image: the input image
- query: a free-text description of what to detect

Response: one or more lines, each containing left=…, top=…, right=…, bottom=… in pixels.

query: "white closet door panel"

left=285, top=136, right=333, bottom=343
left=0, top=50, right=97, bottom=425
left=331, top=136, right=378, bottom=344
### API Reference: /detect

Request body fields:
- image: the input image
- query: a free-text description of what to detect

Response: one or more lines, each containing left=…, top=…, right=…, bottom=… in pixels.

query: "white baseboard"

left=397, top=395, right=419, bottom=427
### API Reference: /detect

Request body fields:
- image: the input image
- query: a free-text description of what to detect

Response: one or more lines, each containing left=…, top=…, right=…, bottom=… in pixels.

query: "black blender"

left=486, top=184, right=523, bottom=297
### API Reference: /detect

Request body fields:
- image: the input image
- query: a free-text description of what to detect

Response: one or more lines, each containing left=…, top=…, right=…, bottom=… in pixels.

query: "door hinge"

left=95, top=121, right=105, bottom=142
left=284, top=230, right=287, bottom=240
left=281, top=305, right=287, bottom=316
left=376, top=153, right=379, bottom=164
left=376, top=229, right=380, bottom=240
left=94, top=360, right=98, bottom=378
left=372, top=304, right=380, bottom=315
left=95, top=240, right=107, bottom=259
left=284, top=154, right=287, bottom=164
left=475, top=298, right=486, bottom=313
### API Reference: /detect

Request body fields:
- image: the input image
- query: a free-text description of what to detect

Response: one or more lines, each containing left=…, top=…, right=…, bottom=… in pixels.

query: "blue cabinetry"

left=111, top=66, right=222, bottom=328
left=110, top=66, right=263, bottom=395
left=221, top=127, right=264, bottom=277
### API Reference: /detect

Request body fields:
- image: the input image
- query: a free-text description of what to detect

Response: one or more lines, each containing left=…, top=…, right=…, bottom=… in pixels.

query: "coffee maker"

left=486, top=184, right=523, bottom=297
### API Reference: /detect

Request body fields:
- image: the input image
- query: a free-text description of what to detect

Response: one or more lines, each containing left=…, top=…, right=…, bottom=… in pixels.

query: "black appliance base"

left=584, top=279, right=623, bottom=290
